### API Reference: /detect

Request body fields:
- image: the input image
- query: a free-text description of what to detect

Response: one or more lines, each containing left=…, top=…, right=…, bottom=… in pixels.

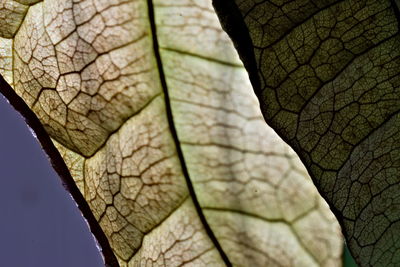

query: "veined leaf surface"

left=212, top=0, right=400, bottom=266
left=0, top=0, right=342, bottom=266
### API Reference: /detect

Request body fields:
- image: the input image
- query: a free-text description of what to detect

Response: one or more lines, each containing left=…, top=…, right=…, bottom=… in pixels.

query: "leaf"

left=0, top=0, right=342, bottom=266
left=212, top=0, right=400, bottom=265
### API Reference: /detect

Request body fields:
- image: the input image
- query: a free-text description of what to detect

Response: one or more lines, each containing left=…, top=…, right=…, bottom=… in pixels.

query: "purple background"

left=0, top=94, right=103, bottom=267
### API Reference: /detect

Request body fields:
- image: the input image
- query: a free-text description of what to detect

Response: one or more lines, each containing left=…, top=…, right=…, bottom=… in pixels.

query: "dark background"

left=0, top=94, right=102, bottom=267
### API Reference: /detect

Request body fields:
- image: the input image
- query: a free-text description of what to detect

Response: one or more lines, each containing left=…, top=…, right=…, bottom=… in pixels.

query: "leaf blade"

left=1, top=0, right=343, bottom=266
left=212, top=0, right=400, bottom=265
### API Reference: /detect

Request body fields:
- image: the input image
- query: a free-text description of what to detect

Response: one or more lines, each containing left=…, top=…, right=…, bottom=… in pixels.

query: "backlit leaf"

left=0, top=0, right=342, bottom=266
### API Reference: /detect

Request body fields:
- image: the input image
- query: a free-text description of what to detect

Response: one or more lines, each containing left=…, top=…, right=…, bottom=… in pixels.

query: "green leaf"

left=0, top=0, right=343, bottom=266
left=212, top=0, right=400, bottom=265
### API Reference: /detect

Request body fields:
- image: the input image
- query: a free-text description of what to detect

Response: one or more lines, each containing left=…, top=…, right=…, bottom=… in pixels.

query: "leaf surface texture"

left=0, top=0, right=342, bottom=266
left=212, top=0, right=400, bottom=266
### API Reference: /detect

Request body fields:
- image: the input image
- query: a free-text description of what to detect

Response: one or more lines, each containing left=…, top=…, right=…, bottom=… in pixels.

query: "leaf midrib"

left=146, top=1, right=232, bottom=266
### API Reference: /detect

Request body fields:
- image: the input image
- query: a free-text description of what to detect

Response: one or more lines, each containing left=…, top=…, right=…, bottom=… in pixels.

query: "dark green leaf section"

left=344, top=244, right=358, bottom=267
left=213, top=0, right=400, bottom=266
